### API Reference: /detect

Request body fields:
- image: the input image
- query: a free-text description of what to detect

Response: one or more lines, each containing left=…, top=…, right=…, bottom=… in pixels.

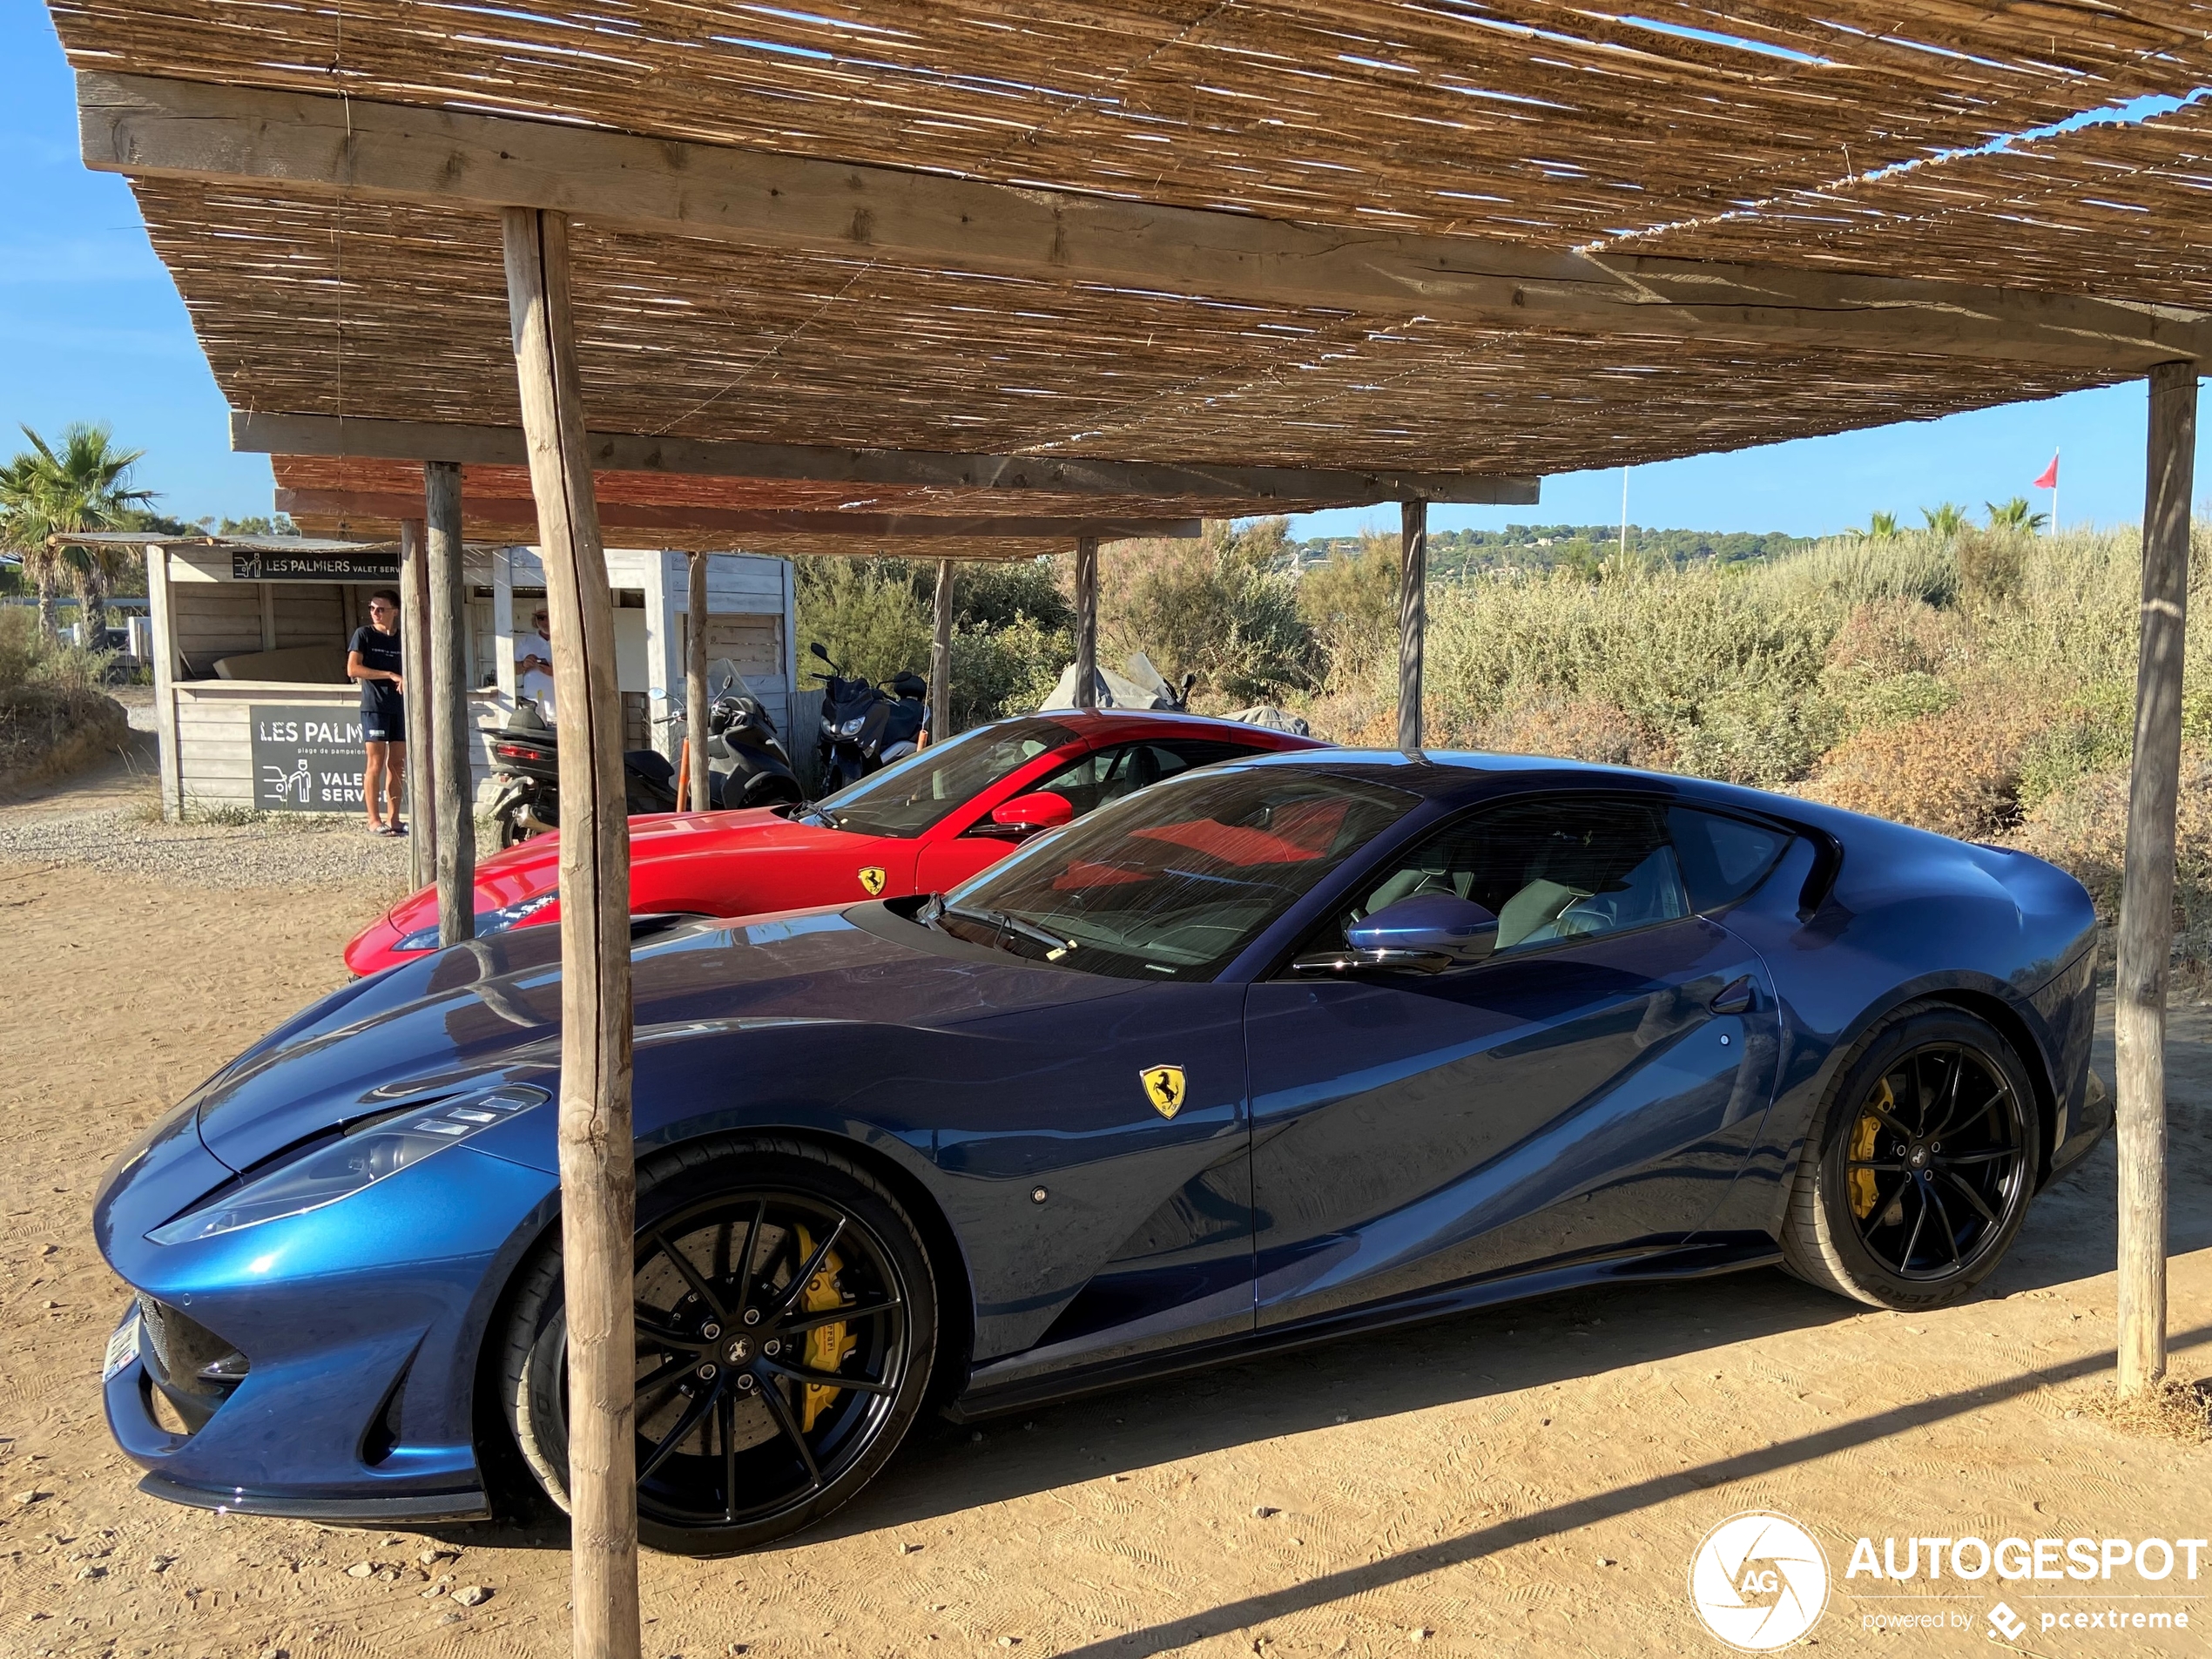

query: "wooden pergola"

left=47, top=4, right=2207, bottom=1652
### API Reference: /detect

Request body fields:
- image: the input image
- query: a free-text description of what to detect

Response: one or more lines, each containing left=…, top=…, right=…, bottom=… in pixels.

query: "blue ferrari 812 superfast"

left=95, top=749, right=2107, bottom=1553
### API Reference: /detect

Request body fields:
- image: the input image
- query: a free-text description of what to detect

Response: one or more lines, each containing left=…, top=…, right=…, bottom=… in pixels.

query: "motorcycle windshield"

left=799, top=718, right=1076, bottom=838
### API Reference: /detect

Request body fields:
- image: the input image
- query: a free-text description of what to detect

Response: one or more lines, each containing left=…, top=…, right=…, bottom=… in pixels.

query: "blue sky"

left=3, top=5, right=2203, bottom=540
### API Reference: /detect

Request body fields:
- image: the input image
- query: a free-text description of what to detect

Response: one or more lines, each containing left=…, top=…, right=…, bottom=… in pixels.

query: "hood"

left=196, top=905, right=1119, bottom=1173
left=380, top=806, right=846, bottom=932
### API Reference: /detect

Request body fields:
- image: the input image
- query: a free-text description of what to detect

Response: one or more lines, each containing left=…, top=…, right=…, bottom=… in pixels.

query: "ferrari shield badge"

left=857, top=867, right=887, bottom=897
left=1141, top=1065, right=1187, bottom=1119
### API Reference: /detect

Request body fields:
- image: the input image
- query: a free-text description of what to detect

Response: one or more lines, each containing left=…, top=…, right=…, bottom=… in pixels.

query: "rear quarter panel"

left=1685, top=790, right=2097, bottom=1238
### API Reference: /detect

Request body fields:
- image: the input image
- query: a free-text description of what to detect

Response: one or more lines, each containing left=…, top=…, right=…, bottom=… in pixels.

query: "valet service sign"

left=1688, top=1510, right=2202, bottom=1649
left=249, top=705, right=367, bottom=812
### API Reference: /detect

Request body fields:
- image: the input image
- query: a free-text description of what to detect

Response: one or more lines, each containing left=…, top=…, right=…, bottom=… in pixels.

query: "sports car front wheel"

left=1781, top=1004, right=2037, bottom=1310
left=498, top=1136, right=938, bottom=1554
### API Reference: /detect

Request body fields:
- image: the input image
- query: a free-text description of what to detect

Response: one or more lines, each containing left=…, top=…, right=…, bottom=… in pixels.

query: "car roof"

left=1043, top=708, right=1323, bottom=747
left=1215, top=746, right=1813, bottom=816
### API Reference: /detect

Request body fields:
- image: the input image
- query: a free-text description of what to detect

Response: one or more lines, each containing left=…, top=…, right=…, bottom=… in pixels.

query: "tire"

left=498, top=1136, right=938, bottom=1555
left=496, top=809, right=529, bottom=851
left=1780, top=1002, right=2040, bottom=1310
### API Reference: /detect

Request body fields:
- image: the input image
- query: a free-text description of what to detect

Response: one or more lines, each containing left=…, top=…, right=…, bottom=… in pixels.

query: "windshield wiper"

left=936, top=900, right=1077, bottom=960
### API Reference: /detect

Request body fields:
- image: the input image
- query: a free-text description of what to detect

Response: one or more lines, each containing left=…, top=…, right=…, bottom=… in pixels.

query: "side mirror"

left=1292, top=894, right=1499, bottom=976
left=809, top=641, right=833, bottom=664
left=969, top=790, right=1076, bottom=840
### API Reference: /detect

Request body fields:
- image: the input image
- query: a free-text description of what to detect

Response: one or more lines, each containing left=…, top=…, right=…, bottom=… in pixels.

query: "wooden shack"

left=139, top=538, right=794, bottom=820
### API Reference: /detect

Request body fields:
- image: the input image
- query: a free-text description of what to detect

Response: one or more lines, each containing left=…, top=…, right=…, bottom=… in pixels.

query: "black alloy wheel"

left=1782, top=1004, right=2039, bottom=1310
left=1839, top=1042, right=2029, bottom=1280
left=501, top=1138, right=938, bottom=1554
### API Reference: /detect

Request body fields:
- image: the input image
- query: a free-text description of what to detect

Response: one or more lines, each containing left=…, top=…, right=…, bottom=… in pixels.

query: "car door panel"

left=1248, top=913, right=1777, bottom=1325
left=934, top=982, right=1254, bottom=1377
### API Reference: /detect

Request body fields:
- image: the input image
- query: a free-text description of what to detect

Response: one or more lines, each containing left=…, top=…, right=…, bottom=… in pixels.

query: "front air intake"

left=137, top=1295, right=248, bottom=1435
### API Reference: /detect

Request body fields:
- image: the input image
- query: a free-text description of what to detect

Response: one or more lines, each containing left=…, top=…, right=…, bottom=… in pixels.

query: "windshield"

left=800, top=718, right=1076, bottom=838
left=935, top=766, right=1417, bottom=981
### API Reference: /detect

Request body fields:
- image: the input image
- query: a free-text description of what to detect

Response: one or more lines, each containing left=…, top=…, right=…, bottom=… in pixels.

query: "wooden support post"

left=399, top=516, right=436, bottom=883
left=1073, top=536, right=1099, bottom=711
left=931, top=558, right=955, bottom=744
left=1398, top=499, right=1427, bottom=752
left=686, top=551, right=711, bottom=813
left=2116, top=361, right=2197, bottom=1399
left=427, top=460, right=475, bottom=944
left=502, top=204, right=640, bottom=1659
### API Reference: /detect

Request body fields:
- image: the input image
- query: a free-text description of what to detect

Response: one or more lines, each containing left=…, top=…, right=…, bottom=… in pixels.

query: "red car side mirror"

left=973, top=790, right=1075, bottom=840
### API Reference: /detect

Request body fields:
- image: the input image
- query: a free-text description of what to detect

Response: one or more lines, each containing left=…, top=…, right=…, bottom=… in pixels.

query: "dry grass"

left=2068, top=1375, right=2212, bottom=1444
left=1803, top=684, right=2055, bottom=840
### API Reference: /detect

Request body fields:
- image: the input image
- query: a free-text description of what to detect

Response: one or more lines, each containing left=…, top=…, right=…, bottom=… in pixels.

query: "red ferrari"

left=343, top=710, right=1322, bottom=974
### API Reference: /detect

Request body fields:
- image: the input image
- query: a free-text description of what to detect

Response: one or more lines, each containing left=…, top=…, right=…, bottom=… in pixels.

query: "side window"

left=1669, top=806, right=1792, bottom=913
left=1332, top=796, right=1689, bottom=955
left=1031, top=739, right=1271, bottom=821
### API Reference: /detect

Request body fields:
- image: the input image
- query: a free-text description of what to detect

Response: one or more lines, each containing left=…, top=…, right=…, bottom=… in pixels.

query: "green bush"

left=792, top=554, right=1072, bottom=731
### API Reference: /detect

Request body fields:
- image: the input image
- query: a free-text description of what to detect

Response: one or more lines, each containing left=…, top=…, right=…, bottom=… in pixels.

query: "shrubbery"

left=0, top=606, right=128, bottom=790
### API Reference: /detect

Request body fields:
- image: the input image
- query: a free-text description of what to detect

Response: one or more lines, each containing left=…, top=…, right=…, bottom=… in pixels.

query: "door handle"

left=1710, top=976, right=1755, bottom=1015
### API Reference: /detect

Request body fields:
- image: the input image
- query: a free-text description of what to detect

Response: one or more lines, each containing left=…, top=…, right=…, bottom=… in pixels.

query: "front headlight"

left=146, top=1084, right=550, bottom=1244
left=394, top=892, right=557, bottom=953
left=837, top=715, right=867, bottom=738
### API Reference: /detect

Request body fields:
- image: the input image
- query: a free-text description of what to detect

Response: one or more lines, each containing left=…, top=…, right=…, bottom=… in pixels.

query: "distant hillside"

left=1295, top=523, right=1811, bottom=577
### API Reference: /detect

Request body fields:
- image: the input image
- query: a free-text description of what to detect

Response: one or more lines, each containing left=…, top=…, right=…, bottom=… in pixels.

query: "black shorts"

left=362, top=707, right=406, bottom=745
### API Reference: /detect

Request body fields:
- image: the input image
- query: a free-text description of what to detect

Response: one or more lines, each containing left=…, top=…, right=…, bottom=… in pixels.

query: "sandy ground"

left=2, top=753, right=2208, bottom=1659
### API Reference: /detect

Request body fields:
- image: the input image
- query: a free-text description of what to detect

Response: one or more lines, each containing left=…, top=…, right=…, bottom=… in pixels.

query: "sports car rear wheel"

left=1781, top=1005, right=2037, bottom=1310
left=499, top=1137, right=937, bottom=1554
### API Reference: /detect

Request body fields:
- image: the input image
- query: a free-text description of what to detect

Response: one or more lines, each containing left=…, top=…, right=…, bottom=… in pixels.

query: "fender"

left=1718, top=959, right=2087, bottom=1244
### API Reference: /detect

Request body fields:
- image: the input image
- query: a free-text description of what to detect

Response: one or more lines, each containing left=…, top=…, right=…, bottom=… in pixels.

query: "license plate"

left=102, top=1313, right=141, bottom=1382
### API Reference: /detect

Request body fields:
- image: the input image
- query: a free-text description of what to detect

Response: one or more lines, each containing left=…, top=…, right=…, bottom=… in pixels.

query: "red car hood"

left=345, top=808, right=867, bottom=974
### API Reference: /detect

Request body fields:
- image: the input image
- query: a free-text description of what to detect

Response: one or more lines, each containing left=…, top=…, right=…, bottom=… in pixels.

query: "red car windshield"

left=935, top=767, right=1417, bottom=981
left=799, top=718, right=1077, bottom=839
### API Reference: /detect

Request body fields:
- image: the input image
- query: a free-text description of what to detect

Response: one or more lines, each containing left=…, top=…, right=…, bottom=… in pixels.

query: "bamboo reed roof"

left=1629, top=98, right=2212, bottom=307
left=45, top=1, right=2212, bottom=498
left=155, top=181, right=2111, bottom=480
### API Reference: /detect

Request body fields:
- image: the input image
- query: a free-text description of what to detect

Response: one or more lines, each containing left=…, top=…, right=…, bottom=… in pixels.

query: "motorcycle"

left=487, top=662, right=803, bottom=848
left=678, top=660, right=806, bottom=813
left=808, top=641, right=928, bottom=792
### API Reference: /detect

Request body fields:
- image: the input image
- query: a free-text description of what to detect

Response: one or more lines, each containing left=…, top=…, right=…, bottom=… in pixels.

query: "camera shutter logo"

left=1689, top=1511, right=1830, bottom=1650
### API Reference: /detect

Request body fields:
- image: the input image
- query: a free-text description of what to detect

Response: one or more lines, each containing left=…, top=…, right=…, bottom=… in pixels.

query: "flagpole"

left=2053, top=446, right=2060, bottom=535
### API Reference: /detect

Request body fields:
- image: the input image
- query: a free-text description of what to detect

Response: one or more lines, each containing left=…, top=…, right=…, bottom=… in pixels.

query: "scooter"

left=809, top=642, right=929, bottom=792
left=487, top=664, right=802, bottom=847
left=674, top=661, right=805, bottom=812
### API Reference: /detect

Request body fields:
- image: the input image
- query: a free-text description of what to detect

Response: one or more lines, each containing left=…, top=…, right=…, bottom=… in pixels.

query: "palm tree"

left=1920, top=502, right=1968, bottom=537
left=1, top=425, right=156, bottom=647
left=0, top=450, right=69, bottom=643
left=1865, top=510, right=1900, bottom=538
left=1986, top=496, right=2048, bottom=534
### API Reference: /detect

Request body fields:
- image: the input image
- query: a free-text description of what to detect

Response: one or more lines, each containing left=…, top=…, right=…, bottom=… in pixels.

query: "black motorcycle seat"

left=625, top=749, right=676, bottom=785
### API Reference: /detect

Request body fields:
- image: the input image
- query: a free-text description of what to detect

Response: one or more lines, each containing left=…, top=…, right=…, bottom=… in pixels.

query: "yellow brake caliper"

left=792, top=1225, right=858, bottom=1432
left=1848, top=1079, right=1891, bottom=1220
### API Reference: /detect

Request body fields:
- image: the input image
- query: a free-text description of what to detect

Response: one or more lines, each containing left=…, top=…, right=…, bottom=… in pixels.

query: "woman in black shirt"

left=347, top=590, right=408, bottom=834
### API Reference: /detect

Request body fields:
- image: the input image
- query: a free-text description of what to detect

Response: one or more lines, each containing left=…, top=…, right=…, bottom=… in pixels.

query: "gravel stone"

left=0, top=804, right=410, bottom=892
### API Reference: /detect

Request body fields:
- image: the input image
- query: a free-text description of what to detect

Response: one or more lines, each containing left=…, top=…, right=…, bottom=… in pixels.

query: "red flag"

left=2033, top=452, right=2060, bottom=489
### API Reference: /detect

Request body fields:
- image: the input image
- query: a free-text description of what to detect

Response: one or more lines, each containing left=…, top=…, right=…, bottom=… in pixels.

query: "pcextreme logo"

left=1689, top=1510, right=1831, bottom=1651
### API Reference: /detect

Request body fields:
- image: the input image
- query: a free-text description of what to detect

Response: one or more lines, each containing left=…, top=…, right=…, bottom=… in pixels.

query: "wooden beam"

left=1073, top=538, right=1099, bottom=711
left=273, top=486, right=1202, bottom=543
left=504, top=205, right=640, bottom=1659
left=685, top=551, right=710, bottom=813
left=84, top=72, right=2212, bottom=373
left=233, top=411, right=1540, bottom=507
left=399, top=517, right=436, bottom=881
left=930, top=559, right=954, bottom=746
left=2115, top=361, right=2197, bottom=1399
left=427, top=459, right=475, bottom=945
left=1398, top=501, right=1426, bottom=752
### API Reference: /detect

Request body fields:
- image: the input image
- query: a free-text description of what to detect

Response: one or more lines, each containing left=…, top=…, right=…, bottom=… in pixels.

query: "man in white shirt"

left=516, top=605, right=556, bottom=724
